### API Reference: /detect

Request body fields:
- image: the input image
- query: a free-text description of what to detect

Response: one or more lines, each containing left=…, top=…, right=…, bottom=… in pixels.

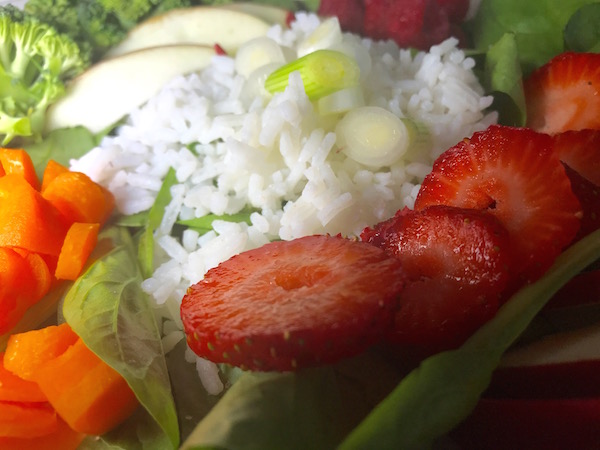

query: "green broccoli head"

left=0, top=8, right=86, bottom=145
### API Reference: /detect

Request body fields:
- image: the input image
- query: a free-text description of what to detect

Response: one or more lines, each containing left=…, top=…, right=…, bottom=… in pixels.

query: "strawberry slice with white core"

left=525, top=52, right=600, bottom=134
left=414, top=125, right=582, bottom=286
left=181, top=234, right=407, bottom=372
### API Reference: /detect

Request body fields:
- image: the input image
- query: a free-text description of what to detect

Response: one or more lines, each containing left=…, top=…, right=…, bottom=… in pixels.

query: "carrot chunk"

left=40, top=160, right=69, bottom=193
left=0, top=148, right=40, bottom=190
left=0, top=417, right=84, bottom=450
left=0, top=401, right=57, bottom=438
left=55, top=222, right=100, bottom=280
left=0, top=247, right=39, bottom=334
left=41, top=171, right=115, bottom=226
left=0, top=174, right=69, bottom=256
left=0, top=354, right=46, bottom=403
left=33, top=338, right=139, bottom=436
left=3, top=323, right=79, bottom=381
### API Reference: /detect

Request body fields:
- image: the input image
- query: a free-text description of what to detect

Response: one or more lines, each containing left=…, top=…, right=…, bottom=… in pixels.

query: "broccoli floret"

left=0, top=7, right=86, bottom=145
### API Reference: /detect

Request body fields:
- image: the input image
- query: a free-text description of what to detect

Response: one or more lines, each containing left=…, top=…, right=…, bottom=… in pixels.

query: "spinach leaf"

left=468, top=0, right=595, bottom=75
left=484, top=32, right=526, bottom=126
left=338, top=229, right=600, bottom=450
left=177, top=211, right=254, bottom=234
left=24, top=126, right=98, bottom=179
left=564, top=3, right=600, bottom=52
left=180, top=350, right=402, bottom=450
left=62, top=226, right=179, bottom=450
left=137, top=167, right=178, bottom=277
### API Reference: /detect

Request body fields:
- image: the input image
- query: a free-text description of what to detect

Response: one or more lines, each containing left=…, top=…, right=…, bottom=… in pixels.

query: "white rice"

left=70, top=13, right=497, bottom=394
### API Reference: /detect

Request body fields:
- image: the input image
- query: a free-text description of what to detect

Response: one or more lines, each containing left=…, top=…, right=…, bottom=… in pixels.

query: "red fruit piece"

left=318, top=0, right=364, bottom=35
left=361, top=205, right=510, bottom=355
left=434, top=0, right=470, bottom=23
left=363, top=0, right=427, bottom=48
left=563, top=164, right=600, bottom=241
left=525, top=52, right=600, bottom=134
left=180, top=234, right=407, bottom=372
left=414, top=125, right=582, bottom=286
left=552, top=128, right=600, bottom=186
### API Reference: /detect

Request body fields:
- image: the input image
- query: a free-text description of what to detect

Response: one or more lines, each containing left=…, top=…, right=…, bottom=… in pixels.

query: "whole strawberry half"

left=181, top=234, right=408, bottom=372
left=414, top=125, right=582, bottom=287
left=525, top=52, right=600, bottom=134
left=362, top=205, right=510, bottom=355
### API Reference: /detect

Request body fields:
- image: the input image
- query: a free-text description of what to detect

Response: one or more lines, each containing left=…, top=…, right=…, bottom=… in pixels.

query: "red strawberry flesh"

left=525, top=52, right=600, bottom=134
left=181, top=234, right=407, bottom=372
left=552, top=128, right=600, bottom=187
left=414, top=125, right=582, bottom=286
left=362, top=205, right=510, bottom=354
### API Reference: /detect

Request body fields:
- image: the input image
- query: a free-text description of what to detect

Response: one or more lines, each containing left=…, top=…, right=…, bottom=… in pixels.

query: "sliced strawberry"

left=414, top=125, right=582, bottom=286
left=180, top=234, right=407, bottom=372
left=552, top=128, right=600, bottom=186
left=563, top=164, right=600, bottom=241
left=525, top=52, right=600, bottom=134
left=318, top=0, right=364, bottom=35
left=361, top=205, right=511, bottom=355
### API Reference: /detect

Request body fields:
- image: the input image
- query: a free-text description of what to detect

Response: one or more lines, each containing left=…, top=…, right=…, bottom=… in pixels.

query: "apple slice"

left=215, top=2, right=292, bottom=26
left=45, top=45, right=216, bottom=134
left=105, top=6, right=271, bottom=58
left=451, top=323, right=600, bottom=449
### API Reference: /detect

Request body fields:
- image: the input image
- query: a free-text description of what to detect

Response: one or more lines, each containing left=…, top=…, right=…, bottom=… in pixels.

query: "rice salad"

left=71, top=12, right=497, bottom=395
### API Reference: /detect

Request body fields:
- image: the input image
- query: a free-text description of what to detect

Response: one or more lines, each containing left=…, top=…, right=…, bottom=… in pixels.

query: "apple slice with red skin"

left=451, top=322, right=600, bottom=449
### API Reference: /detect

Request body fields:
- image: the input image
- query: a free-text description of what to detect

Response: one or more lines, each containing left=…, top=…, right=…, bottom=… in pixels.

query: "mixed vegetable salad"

left=0, top=0, right=600, bottom=449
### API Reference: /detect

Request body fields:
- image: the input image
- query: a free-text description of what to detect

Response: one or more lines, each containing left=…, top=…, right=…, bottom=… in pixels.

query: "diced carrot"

left=55, top=222, right=100, bottom=281
left=0, top=247, right=39, bottom=335
left=11, top=249, right=53, bottom=302
left=3, top=323, right=78, bottom=381
left=0, top=401, right=57, bottom=438
left=33, top=338, right=139, bottom=436
left=41, top=171, right=115, bottom=226
left=0, top=174, right=70, bottom=256
left=40, top=160, right=69, bottom=193
left=0, top=163, right=4, bottom=177
left=0, top=417, right=84, bottom=450
left=0, top=354, right=46, bottom=403
left=0, top=148, right=40, bottom=190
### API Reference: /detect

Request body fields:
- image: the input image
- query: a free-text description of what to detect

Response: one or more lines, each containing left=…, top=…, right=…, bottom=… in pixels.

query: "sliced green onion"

left=264, top=49, right=360, bottom=101
left=336, top=106, right=428, bottom=168
left=297, top=16, right=343, bottom=57
left=235, top=36, right=286, bottom=79
left=317, top=85, right=365, bottom=115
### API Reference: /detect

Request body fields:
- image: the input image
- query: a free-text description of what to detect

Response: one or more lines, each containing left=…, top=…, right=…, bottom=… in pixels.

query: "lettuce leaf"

left=62, top=226, right=179, bottom=450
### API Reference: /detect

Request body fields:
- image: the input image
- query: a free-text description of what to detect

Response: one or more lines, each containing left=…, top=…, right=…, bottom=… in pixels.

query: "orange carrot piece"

left=41, top=160, right=69, bottom=193
left=0, top=401, right=57, bottom=438
left=0, top=354, right=46, bottom=403
left=0, top=148, right=40, bottom=190
left=0, top=174, right=70, bottom=256
left=0, top=417, right=84, bottom=450
left=0, top=163, right=4, bottom=177
left=12, top=249, right=53, bottom=302
left=41, top=171, right=115, bottom=226
left=0, top=247, right=39, bottom=334
left=3, top=323, right=79, bottom=381
left=55, top=222, right=100, bottom=281
left=34, top=338, right=139, bottom=436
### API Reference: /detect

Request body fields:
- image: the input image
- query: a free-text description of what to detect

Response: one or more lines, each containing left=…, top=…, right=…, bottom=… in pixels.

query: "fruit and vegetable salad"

left=0, top=0, right=599, bottom=449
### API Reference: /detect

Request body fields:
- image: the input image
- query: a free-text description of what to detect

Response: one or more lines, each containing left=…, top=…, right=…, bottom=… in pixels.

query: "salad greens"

left=3, top=0, right=600, bottom=449
left=62, top=226, right=179, bottom=449
left=467, top=0, right=600, bottom=125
